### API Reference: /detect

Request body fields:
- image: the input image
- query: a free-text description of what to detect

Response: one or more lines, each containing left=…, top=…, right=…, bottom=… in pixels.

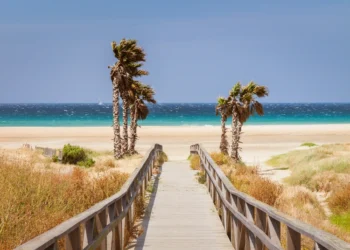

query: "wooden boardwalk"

left=133, top=161, right=233, bottom=250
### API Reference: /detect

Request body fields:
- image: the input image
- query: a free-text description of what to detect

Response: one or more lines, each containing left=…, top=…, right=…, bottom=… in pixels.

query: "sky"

left=0, top=0, right=349, bottom=103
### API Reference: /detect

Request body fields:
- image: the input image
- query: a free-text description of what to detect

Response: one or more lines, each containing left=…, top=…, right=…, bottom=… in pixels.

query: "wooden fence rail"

left=16, top=144, right=162, bottom=250
left=35, top=146, right=63, bottom=160
left=190, top=144, right=350, bottom=250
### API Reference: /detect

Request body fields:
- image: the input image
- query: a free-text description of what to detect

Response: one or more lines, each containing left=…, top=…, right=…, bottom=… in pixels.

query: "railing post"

left=267, top=216, right=281, bottom=248
left=245, top=203, right=256, bottom=250
left=65, top=226, right=81, bottom=250
left=115, top=198, right=124, bottom=250
left=83, top=217, right=95, bottom=248
left=106, top=203, right=117, bottom=250
left=287, top=226, right=301, bottom=250
left=224, top=188, right=232, bottom=239
left=96, top=210, right=107, bottom=250
left=255, top=208, right=267, bottom=250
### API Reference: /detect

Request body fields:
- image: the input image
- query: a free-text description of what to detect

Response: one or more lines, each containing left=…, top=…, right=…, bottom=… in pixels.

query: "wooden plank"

left=83, top=218, right=94, bottom=248
left=115, top=199, right=124, bottom=250
left=245, top=203, right=256, bottom=250
left=106, top=204, right=116, bottom=250
left=133, top=161, right=232, bottom=250
left=268, top=216, right=281, bottom=247
left=287, top=226, right=301, bottom=250
left=255, top=208, right=267, bottom=250
left=65, top=226, right=81, bottom=250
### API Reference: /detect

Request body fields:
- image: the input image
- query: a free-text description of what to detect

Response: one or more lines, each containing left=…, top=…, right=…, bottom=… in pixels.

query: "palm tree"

left=229, top=82, right=242, bottom=162
left=236, top=82, right=268, bottom=149
left=215, top=97, right=231, bottom=155
left=110, top=39, right=147, bottom=158
left=129, top=82, right=156, bottom=154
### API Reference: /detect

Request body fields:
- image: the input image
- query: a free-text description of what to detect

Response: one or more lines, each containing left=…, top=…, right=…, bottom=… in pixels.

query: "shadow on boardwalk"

left=126, top=167, right=161, bottom=250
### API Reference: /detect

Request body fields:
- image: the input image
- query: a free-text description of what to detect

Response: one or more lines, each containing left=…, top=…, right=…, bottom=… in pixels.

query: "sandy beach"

left=1, top=124, right=350, bottom=164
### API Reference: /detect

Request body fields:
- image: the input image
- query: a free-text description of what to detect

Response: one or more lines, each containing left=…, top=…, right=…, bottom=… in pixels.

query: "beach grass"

left=331, top=213, right=350, bottom=232
left=189, top=154, right=200, bottom=170
left=301, top=142, right=317, bottom=147
left=0, top=149, right=129, bottom=249
left=265, top=144, right=350, bottom=241
left=266, top=144, right=350, bottom=189
left=212, top=151, right=350, bottom=243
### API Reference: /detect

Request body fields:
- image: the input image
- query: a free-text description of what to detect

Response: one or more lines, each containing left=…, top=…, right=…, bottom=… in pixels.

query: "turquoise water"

left=0, top=103, right=350, bottom=126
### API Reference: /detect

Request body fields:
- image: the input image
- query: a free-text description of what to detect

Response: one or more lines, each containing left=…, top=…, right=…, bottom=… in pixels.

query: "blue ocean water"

left=0, top=103, right=350, bottom=126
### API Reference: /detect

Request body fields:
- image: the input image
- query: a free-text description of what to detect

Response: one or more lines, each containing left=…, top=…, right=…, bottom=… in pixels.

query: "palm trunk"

left=129, top=104, right=138, bottom=154
left=220, top=114, right=228, bottom=155
left=231, top=103, right=239, bottom=162
left=121, top=93, right=129, bottom=156
left=112, top=79, right=121, bottom=159
left=236, top=120, right=242, bottom=161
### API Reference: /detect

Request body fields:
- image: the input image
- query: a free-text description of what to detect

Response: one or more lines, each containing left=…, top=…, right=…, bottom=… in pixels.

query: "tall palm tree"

left=110, top=39, right=147, bottom=158
left=129, top=82, right=156, bottom=154
left=229, top=82, right=242, bottom=162
left=236, top=82, right=268, bottom=149
left=215, top=97, right=231, bottom=155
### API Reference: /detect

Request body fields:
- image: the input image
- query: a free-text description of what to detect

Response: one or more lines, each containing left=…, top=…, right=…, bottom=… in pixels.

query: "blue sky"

left=0, top=1, right=349, bottom=103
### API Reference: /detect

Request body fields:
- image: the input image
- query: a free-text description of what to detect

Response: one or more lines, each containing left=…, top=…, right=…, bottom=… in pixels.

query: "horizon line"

left=1, top=102, right=350, bottom=105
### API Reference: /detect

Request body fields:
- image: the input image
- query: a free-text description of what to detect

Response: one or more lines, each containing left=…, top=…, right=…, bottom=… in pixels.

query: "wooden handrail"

left=16, top=144, right=163, bottom=250
left=190, top=144, right=350, bottom=250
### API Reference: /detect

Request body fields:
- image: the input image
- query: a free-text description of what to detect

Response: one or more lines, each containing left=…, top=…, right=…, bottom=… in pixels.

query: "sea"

left=0, top=103, right=349, bottom=127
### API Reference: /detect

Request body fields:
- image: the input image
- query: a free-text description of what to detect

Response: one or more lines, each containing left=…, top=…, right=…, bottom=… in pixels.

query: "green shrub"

left=301, top=142, right=317, bottom=147
left=52, top=155, right=59, bottom=162
left=77, top=158, right=95, bottom=168
left=62, top=144, right=87, bottom=164
left=62, top=144, right=95, bottom=167
left=196, top=171, right=206, bottom=184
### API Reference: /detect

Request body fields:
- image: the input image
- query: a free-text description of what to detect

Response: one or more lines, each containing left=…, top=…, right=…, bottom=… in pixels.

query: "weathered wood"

left=255, top=208, right=267, bottom=250
left=190, top=144, right=350, bottom=250
left=268, top=216, right=281, bottom=247
left=287, top=226, right=301, bottom=250
left=83, top=218, right=95, bottom=248
left=314, top=242, right=327, bottom=250
left=65, top=226, right=81, bottom=250
left=133, top=161, right=233, bottom=249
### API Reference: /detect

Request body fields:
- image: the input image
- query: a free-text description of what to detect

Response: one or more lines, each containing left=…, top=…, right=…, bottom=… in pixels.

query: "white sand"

left=1, top=124, right=350, bottom=179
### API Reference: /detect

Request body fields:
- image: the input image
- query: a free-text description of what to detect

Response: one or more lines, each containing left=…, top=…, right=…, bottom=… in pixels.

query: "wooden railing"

left=190, top=144, right=350, bottom=250
left=16, top=144, right=162, bottom=250
left=35, top=146, right=63, bottom=160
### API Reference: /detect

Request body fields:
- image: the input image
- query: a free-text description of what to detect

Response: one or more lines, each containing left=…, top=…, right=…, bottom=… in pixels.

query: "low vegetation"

left=189, top=154, right=200, bottom=170
left=154, top=151, right=168, bottom=168
left=265, top=144, right=350, bottom=241
left=62, top=144, right=95, bottom=167
left=210, top=152, right=283, bottom=206
left=0, top=149, right=129, bottom=249
left=301, top=142, right=317, bottom=147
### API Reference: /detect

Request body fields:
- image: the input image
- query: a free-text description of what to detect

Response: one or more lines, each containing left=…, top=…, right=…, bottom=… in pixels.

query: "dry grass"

left=223, top=163, right=282, bottom=206
left=189, top=154, right=201, bottom=170
left=266, top=144, right=350, bottom=241
left=154, top=151, right=168, bottom=168
left=210, top=152, right=232, bottom=166
left=266, top=144, right=350, bottom=189
left=328, top=183, right=350, bottom=214
left=210, top=152, right=282, bottom=206
left=0, top=149, right=129, bottom=249
left=212, top=151, right=350, bottom=243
